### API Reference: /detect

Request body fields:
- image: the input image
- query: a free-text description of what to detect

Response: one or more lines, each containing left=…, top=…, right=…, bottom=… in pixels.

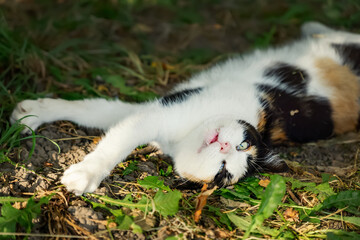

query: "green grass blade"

left=243, top=175, right=286, bottom=238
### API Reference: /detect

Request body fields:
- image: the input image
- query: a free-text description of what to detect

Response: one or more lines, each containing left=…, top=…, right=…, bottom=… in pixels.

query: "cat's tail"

left=301, top=22, right=336, bottom=37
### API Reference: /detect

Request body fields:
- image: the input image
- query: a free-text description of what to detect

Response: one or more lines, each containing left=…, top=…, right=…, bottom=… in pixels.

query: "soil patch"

left=2, top=120, right=359, bottom=236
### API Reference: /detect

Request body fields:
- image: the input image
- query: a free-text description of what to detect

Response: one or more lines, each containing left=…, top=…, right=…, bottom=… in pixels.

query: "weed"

left=0, top=195, right=53, bottom=239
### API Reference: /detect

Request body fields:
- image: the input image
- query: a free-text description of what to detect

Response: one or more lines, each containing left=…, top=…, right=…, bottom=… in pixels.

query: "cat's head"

left=173, top=117, right=289, bottom=187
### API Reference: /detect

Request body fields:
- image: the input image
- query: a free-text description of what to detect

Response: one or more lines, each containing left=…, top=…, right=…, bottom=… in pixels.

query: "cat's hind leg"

left=302, top=21, right=360, bottom=43
left=301, top=22, right=336, bottom=37
left=11, top=98, right=143, bottom=133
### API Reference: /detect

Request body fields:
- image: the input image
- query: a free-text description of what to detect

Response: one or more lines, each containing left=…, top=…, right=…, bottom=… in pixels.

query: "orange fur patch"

left=258, top=94, right=289, bottom=145
left=247, top=146, right=258, bottom=158
left=257, top=110, right=267, bottom=134
left=270, top=124, right=288, bottom=144
left=315, top=57, right=359, bottom=134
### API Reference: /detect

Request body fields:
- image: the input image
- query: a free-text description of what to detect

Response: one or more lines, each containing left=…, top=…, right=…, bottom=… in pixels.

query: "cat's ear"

left=259, top=151, right=290, bottom=173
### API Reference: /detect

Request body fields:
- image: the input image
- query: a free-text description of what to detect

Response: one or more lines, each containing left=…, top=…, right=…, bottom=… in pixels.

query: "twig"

left=286, top=188, right=302, bottom=206
left=319, top=207, right=348, bottom=221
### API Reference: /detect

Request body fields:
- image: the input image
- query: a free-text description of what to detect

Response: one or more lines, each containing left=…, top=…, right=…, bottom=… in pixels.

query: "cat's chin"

left=174, top=151, right=244, bottom=188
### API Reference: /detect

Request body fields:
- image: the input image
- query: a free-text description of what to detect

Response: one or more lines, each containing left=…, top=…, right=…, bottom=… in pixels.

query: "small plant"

left=86, top=176, right=182, bottom=233
left=0, top=116, right=35, bottom=164
left=0, top=195, right=53, bottom=239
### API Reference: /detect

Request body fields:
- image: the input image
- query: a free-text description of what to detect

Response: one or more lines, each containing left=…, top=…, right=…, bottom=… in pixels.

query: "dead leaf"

left=290, top=151, right=299, bottom=157
left=92, top=137, right=102, bottom=144
left=108, top=222, right=117, bottom=228
left=283, top=207, right=299, bottom=222
left=44, top=162, right=53, bottom=167
left=259, top=179, right=271, bottom=188
left=213, top=24, right=222, bottom=30
left=12, top=201, right=27, bottom=209
left=194, top=183, right=218, bottom=223
left=97, top=85, right=111, bottom=95
left=214, top=229, right=231, bottom=238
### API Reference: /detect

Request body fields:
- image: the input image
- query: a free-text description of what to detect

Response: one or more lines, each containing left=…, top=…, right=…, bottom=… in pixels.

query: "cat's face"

left=173, top=117, right=288, bottom=187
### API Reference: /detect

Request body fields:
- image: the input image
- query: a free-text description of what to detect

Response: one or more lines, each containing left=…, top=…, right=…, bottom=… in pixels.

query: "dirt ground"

left=1, top=120, right=358, bottom=237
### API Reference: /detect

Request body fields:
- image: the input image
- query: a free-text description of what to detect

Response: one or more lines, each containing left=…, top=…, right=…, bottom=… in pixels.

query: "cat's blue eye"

left=236, top=141, right=250, bottom=151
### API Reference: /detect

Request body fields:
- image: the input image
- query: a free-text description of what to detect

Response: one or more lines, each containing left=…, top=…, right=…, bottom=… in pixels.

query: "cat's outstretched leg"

left=11, top=98, right=170, bottom=195
left=60, top=108, right=169, bottom=195
left=11, top=98, right=143, bottom=133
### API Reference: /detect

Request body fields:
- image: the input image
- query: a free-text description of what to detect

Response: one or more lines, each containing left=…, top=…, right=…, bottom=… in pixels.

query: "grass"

left=0, top=0, right=359, bottom=239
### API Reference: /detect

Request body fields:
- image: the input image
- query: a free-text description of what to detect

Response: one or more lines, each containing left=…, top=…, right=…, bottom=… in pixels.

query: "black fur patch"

left=160, top=87, right=202, bottom=106
left=212, top=161, right=233, bottom=188
left=238, top=120, right=264, bottom=148
left=237, top=120, right=289, bottom=176
left=264, top=63, right=309, bottom=93
left=332, top=43, right=360, bottom=75
left=257, top=84, right=334, bottom=143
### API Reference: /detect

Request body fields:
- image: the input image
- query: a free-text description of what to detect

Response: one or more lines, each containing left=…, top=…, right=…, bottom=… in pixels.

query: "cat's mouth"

left=198, top=130, right=219, bottom=153
left=206, top=131, right=219, bottom=145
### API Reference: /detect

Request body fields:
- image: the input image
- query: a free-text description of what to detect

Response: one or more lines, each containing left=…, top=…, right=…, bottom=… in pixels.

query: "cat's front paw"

left=61, top=160, right=108, bottom=196
left=10, top=98, right=54, bottom=134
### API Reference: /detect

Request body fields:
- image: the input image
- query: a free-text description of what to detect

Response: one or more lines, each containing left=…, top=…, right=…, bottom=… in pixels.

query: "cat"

left=11, top=22, right=360, bottom=195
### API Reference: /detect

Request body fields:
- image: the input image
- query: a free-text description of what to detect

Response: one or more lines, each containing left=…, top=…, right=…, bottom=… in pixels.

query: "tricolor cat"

left=11, top=22, right=360, bottom=195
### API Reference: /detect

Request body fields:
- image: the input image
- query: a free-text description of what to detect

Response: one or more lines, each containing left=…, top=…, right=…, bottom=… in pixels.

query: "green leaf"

left=286, top=177, right=335, bottom=202
left=159, top=165, right=173, bottom=177
left=138, top=176, right=171, bottom=191
left=88, top=194, right=152, bottom=212
left=227, top=213, right=278, bottom=236
left=0, top=203, right=18, bottom=240
left=286, top=177, right=316, bottom=190
left=321, top=190, right=360, bottom=215
left=218, top=176, right=264, bottom=203
left=86, top=198, right=142, bottom=233
left=238, top=176, right=264, bottom=199
left=219, top=188, right=253, bottom=202
left=165, top=237, right=179, bottom=240
left=104, top=75, right=158, bottom=102
left=87, top=198, right=124, bottom=217
left=244, top=175, right=286, bottom=238
left=326, top=230, right=360, bottom=240
left=207, top=206, right=232, bottom=229
left=122, top=160, right=138, bottom=176
left=154, top=190, right=182, bottom=217
left=321, top=173, right=337, bottom=183
left=105, top=75, right=137, bottom=96
left=327, top=215, right=360, bottom=227
left=115, top=214, right=142, bottom=232
left=304, top=182, right=335, bottom=201
left=74, top=78, right=106, bottom=97
left=227, top=213, right=250, bottom=231
left=0, top=196, right=51, bottom=239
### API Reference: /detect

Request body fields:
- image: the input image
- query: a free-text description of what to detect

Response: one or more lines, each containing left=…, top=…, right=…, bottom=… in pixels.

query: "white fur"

left=11, top=22, right=360, bottom=195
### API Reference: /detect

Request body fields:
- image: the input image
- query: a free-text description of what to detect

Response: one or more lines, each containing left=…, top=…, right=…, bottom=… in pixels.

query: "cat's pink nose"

left=220, top=142, right=231, bottom=153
